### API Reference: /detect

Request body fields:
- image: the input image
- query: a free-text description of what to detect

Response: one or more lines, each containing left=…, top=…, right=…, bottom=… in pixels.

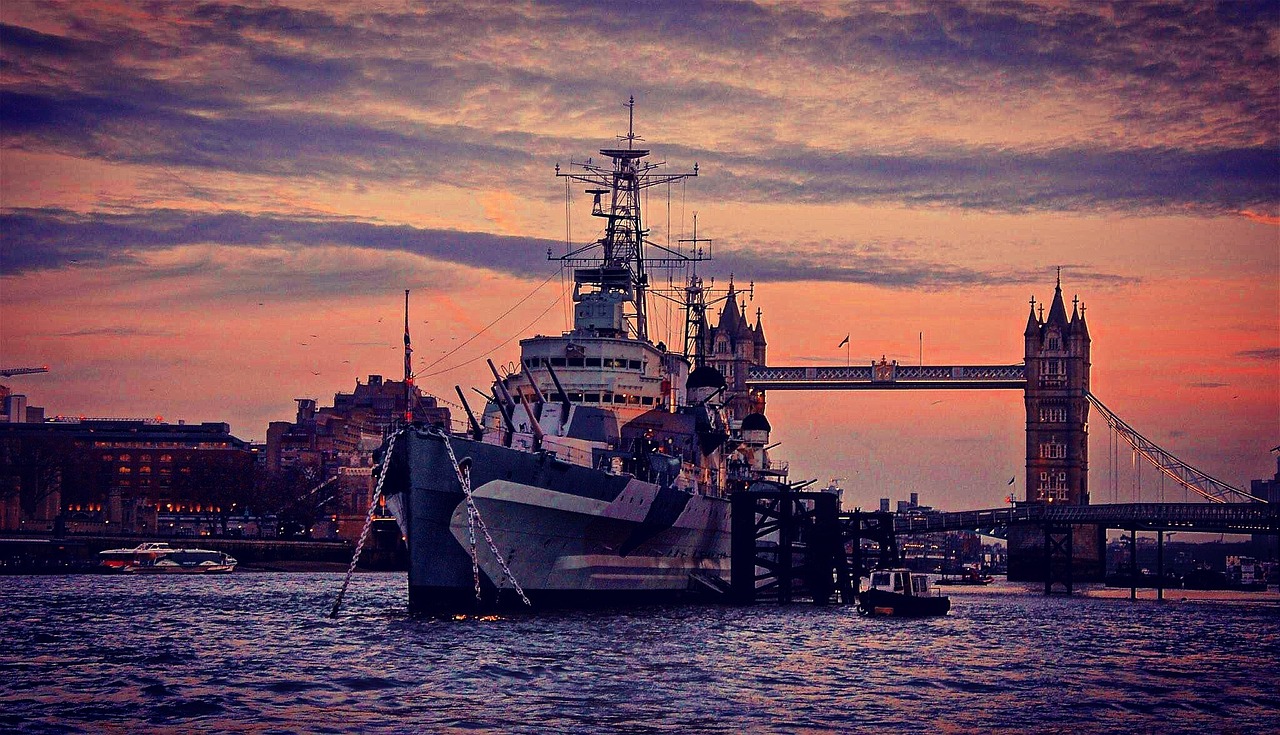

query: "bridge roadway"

left=747, top=363, right=1026, bottom=390
left=894, top=502, right=1280, bottom=536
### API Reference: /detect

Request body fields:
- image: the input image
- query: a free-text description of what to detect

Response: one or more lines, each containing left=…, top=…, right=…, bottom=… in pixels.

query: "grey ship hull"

left=381, top=428, right=732, bottom=613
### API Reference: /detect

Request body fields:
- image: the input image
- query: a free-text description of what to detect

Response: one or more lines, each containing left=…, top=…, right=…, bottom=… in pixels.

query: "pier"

left=727, top=489, right=1280, bottom=603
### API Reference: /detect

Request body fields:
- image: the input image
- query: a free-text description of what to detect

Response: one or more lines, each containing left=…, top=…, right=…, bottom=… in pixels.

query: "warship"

left=378, top=100, right=784, bottom=613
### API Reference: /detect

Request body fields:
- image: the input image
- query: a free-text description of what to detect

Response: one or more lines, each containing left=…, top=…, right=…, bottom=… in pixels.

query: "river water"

left=1, top=573, right=1276, bottom=734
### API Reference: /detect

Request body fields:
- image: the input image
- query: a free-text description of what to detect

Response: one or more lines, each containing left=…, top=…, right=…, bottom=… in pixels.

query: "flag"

left=837, top=334, right=849, bottom=348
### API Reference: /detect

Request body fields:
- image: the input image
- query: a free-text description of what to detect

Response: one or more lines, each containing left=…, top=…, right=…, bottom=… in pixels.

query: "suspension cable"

left=1087, top=393, right=1263, bottom=503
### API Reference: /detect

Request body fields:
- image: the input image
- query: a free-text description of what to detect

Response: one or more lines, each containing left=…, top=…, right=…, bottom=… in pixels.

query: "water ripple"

left=1, top=575, right=1277, bottom=733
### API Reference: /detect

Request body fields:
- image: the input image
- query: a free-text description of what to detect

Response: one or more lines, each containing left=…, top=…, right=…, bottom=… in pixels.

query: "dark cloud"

left=693, top=144, right=1279, bottom=212
left=1, top=207, right=1110, bottom=291
left=1188, top=381, right=1228, bottom=389
left=2, top=2, right=1275, bottom=216
left=1235, top=348, right=1280, bottom=362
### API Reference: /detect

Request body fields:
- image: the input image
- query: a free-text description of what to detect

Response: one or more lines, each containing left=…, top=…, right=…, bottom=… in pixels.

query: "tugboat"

left=379, top=100, right=785, bottom=613
left=858, top=568, right=951, bottom=617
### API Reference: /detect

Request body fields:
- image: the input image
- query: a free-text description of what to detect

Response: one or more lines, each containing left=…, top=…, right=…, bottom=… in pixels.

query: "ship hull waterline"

left=382, top=428, right=733, bottom=614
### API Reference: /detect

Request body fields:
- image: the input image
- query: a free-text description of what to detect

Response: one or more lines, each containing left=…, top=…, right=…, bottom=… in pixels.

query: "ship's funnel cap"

left=741, top=413, right=771, bottom=432
left=686, top=365, right=727, bottom=390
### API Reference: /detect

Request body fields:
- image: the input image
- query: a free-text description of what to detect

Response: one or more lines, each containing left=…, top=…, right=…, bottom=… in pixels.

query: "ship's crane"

left=0, top=366, right=49, bottom=377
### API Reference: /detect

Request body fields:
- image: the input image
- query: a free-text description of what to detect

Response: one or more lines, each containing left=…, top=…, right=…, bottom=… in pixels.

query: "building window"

left=1039, top=359, right=1066, bottom=387
left=118, top=466, right=131, bottom=475
left=1039, top=405, right=1067, bottom=423
left=1036, top=471, right=1069, bottom=502
left=1039, top=442, right=1066, bottom=459
left=1045, top=331, right=1061, bottom=350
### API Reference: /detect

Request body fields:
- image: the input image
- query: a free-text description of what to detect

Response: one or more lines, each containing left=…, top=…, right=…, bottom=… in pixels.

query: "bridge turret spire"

left=1074, top=299, right=1090, bottom=339
left=1025, top=297, right=1040, bottom=337
left=1046, top=279, right=1069, bottom=329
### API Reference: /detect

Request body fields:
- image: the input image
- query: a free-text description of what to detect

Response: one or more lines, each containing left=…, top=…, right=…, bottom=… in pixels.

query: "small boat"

left=858, top=568, right=950, bottom=617
left=936, top=566, right=995, bottom=586
left=99, top=542, right=237, bottom=574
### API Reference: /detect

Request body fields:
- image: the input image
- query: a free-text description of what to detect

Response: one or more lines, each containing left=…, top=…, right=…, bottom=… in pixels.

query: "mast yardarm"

left=554, top=97, right=699, bottom=342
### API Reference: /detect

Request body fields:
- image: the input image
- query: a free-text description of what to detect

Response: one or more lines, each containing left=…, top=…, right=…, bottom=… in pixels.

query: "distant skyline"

left=2, top=1, right=1277, bottom=510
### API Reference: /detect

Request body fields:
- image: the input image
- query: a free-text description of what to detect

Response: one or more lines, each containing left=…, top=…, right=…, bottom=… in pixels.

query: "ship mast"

left=554, top=97, right=700, bottom=343
left=403, top=289, right=414, bottom=424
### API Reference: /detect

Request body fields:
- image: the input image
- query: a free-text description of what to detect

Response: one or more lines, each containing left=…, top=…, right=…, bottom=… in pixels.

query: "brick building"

left=264, top=375, right=449, bottom=540
left=0, top=419, right=254, bottom=535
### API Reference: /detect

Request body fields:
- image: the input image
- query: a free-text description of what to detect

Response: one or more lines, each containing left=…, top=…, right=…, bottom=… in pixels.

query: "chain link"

left=465, top=462, right=481, bottom=601
left=433, top=428, right=532, bottom=607
left=329, top=430, right=401, bottom=618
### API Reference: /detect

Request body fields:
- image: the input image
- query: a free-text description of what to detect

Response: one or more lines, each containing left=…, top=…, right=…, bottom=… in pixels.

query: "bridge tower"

left=1010, top=273, right=1104, bottom=582
left=707, top=280, right=768, bottom=425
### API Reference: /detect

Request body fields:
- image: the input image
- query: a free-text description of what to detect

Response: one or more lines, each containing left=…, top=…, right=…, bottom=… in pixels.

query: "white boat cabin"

left=868, top=568, right=933, bottom=597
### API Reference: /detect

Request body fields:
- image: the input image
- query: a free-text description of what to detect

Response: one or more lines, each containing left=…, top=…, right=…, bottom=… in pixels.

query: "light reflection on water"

left=1, top=574, right=1277, bottom=734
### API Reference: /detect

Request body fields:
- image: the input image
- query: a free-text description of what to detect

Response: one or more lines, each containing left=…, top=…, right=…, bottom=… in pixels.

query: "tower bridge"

left=724, top=274, right=1267, bottom=588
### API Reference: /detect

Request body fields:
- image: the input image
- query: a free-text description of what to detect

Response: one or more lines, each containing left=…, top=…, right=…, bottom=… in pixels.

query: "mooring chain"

left=465, top=465, right=481, bottom=602
left=329, top=429, right=402, bottom=618
left=434, top=428, right=532, bottom=607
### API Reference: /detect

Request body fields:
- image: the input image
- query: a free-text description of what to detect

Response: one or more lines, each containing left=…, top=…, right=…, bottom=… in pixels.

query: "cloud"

left=1235, top=347, right=1280, bottom=362
left=2, top=2, right=1276, bottom=216
left=1187, top=381, right=1228, bottom=389
left=2, top=207, right=1132, bottom=291
left=692, top=144, right=1279, bottom=213
left=57, top=326, right=175, bottom=338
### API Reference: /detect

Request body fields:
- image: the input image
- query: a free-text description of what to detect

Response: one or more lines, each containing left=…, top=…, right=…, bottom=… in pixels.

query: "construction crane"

left=0, top=366, right=49, bottom=378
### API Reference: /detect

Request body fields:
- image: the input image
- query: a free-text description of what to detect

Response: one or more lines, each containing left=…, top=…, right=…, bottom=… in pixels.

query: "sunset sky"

left=2, top=1, right=1277, bottom=511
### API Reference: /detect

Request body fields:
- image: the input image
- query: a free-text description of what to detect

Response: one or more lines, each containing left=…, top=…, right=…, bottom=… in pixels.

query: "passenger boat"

left=379, top=100, right=786, bottom=613
left=935, top=566, right=994, bottom=586
left=858, top=568, right=951, bottom=617
left=98, top=542, right=237, bottom=574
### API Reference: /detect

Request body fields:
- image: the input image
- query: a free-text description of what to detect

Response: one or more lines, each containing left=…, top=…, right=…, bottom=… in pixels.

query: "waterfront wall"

left=0, top=525, right=407, bottom=573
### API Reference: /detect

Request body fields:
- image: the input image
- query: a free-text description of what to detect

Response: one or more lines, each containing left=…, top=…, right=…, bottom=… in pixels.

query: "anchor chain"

left=329, top=429, right=401, bottom=618
left=434, top=428, right=532, bottom=607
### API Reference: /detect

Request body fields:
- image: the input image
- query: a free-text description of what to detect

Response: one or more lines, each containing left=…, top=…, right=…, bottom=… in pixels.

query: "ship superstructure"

left=380, top=101, right=782, bottom=612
